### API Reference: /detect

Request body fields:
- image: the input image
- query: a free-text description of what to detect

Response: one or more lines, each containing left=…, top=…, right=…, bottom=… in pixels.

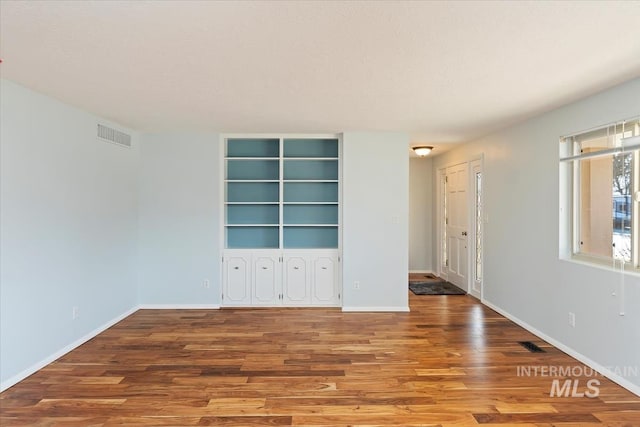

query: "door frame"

left=436, top=166, right=448, bottom=281
left=469, top=158, right=484, bottom=300
left=436, top=155, right=484, bottom=296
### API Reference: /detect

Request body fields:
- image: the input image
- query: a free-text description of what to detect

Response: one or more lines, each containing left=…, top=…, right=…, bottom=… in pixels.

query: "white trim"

left=560, top=142, right=640, bottom=162
left=560, top=115, right=639, bottom=140
left=409, top=270, right=435, bottom=275
left=342, top=306, right=410, bottom=312
left=138, top=304, right=221, bottom=309
left=560, top=256, right=640, bottom=279
left=469, top=158, right=484, bottom=300
left=0, top=306, right=139, bottom=392
left=337, top=133, right=344, bottom=306
left=221, top=304, right=340, bottom=308
left=220, top=132, right=340, bottom=140
left=219, top=133, right=227, bottom=256
left=436, top=155, right=484, bottom=293
left=482, top=299, right=640, bottom=397
left=0, top=303, right=224, bottom=392
left=435, top=166, right=447, bottom=279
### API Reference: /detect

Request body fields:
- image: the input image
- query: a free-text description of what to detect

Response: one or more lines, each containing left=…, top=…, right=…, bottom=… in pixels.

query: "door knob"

left=234, top=266, right=239, bottom=270
left=294, top=266, right=299, bottom=270
left=462, top=231, right=468, bottom=236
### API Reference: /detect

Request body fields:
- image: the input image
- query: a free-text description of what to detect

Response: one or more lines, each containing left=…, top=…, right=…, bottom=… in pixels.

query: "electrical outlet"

left=72, top=306, right=79, bottom=320
left=354, top=281, right=360, bottom=290
left=202, top=279, right=210, bottom=288
left=568, top=312, right=575, bottom=328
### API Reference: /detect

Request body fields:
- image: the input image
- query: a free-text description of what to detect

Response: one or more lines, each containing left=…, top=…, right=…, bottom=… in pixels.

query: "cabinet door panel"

left=223, top=255, right=251, bottom=306
left=312, top=256, right=338, bottom=305
left=253, top=256, right=280, bottom=305
left=283, top=256, right=310, bottom=304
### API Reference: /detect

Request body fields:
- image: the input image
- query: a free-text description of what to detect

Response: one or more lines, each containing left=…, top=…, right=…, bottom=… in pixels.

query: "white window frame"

left=560, top=116, right=640, bottom=272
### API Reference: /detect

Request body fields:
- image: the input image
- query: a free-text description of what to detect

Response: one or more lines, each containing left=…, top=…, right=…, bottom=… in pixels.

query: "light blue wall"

left=409, top=157, right=433, bottom=271
left=432, top=78, right=640, bottom=392
left=342, top=132, right=409, bottom=311
left=0, top=80, right=139, bottom=387
left=137, top=133, right=221, bottom=306
left=137, top=132, right=410, bottom=309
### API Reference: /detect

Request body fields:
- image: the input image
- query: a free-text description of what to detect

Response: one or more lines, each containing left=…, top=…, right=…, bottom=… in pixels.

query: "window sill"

left=560, top=254, right=640, bottom=277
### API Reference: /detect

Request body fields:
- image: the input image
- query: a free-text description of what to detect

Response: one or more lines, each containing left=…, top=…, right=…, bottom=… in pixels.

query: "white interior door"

left=445, top=163, right=469, bottom=289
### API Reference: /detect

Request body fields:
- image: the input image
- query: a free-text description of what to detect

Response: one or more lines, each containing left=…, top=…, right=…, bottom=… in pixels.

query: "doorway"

left=438, top=158, right=483, bottom=298
left=443, top=163, right=468, bottom=288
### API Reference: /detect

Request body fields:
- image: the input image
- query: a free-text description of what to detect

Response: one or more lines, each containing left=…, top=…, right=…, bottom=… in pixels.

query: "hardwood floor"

left=2, top=285, right=639, bottom=426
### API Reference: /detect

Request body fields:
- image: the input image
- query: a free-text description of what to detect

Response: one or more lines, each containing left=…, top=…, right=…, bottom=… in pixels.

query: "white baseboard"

left=409, top=270, right=435, bottom=275
left=482, top=299, right=640, bottom=397
left=342, top=306, right=410, bottom=312
left=0, top=305, right=139, bottom=392
left=138, top=304, right=220, bottom=309
left=1, top=303, right=221, bottom=392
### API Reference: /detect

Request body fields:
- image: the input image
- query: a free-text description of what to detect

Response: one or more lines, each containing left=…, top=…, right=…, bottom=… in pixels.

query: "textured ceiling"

left=1, top=0, right=639, bottom=151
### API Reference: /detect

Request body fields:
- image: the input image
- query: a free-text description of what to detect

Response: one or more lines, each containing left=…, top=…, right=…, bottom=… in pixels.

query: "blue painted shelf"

left=225, top=137, right=339, bottom=249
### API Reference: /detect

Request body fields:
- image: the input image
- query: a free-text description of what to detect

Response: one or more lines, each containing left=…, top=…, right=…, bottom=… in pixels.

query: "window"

left=475, top=170, right=483, bottom=282
left=441, top=170, right=448, bottom=270
left=561, top=117, right=640, bottom=267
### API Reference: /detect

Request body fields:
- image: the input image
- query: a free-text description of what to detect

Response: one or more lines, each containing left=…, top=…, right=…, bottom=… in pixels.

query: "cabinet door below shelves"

left=312, top=254, right=339, bottom=305
left=283, top=256, right=310, bottom=305
left=252, top=254, right=281, bottom=305
left=223, top=254, right=251, bottom=306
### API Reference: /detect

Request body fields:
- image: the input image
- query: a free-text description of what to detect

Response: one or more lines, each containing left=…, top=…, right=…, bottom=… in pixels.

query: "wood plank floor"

left=2, top=282, right=639, bottom=426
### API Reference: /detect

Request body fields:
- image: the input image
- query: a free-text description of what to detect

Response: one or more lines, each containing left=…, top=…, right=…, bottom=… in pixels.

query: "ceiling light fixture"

left=412, top=146, right=433, bottom=157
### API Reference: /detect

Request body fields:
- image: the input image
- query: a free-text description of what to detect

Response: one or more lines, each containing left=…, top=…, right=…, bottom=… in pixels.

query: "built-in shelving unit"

left=222, top=135, right=341, bottom=307
left=224, top=137, right=339, bottom=249
left=225, top=138, right=280, bottom=249
left=283, top=138, right=339, bottom=249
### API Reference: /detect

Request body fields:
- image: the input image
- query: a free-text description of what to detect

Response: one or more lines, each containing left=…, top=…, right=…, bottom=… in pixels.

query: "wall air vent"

left=97, top=124, right=131, bottom=148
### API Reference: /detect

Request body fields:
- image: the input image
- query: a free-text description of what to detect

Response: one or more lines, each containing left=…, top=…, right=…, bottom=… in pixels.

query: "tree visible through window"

left=612, top=153, right=631, bottom=262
